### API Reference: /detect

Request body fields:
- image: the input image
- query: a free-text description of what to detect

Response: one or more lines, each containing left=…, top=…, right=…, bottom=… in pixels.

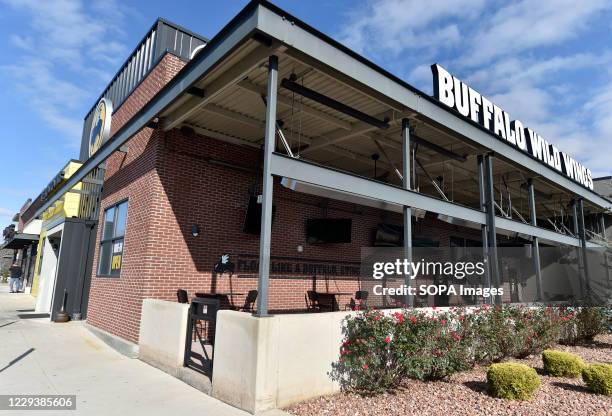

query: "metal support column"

left=402, top=118, right=413, bottom=307
left=602, top=213, right=611, bottom=292
left=255, top=55, right=278, bottom=317
left=477, top=155, right=491, bottom=303
left=572, top=199, right=585, bottom=298
left=484, top=154, right=501, bottom=304
left=600, top=213, right=611, bottom=292
left=572, top=200, right=579, bottom=235
left=577, top=198, right=591, bottom=300
left=527, top=179, right=543, bottom=301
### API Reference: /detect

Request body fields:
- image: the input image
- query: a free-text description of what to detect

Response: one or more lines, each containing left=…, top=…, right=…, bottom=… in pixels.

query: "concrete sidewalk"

left=0, top=284, right=259, bottom=416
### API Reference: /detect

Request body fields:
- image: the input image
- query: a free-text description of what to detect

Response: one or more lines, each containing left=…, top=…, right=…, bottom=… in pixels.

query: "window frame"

left=97, top=199, right=129, bottom=278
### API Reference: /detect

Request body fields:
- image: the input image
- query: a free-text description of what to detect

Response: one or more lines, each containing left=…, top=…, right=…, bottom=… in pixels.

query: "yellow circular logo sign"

left=89, top=98, right=113, bottom=157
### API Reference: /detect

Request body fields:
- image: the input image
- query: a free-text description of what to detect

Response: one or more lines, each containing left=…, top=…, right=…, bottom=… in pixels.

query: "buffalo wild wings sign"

left=431, top=64, right=593, bottom=190
left=89, top=98, right=112, bottom=157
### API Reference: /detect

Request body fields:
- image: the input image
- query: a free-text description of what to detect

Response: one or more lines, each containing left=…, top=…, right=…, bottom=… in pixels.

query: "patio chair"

left=240, top=290, right=258, bottom=312
left=177, top=289, right=189, bottom=303
left=305, top=290, right=319, bottom=311
left=356, top=290, right=368, bottom=308
left=346, top=290, right=368, bottom=310
left=216, top=294, right=237, bottom=310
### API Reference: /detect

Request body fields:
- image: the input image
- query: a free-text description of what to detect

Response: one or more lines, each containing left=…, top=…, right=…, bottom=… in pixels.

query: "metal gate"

left=183, top=297, right=220, bottom=376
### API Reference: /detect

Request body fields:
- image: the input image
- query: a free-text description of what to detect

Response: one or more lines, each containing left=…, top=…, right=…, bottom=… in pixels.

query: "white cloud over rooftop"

left=338, top=0, right=612, bottom=177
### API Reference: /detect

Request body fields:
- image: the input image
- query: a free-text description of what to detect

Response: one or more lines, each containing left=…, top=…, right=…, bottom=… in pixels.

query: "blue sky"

left=1, top=0, right=611, bottom=226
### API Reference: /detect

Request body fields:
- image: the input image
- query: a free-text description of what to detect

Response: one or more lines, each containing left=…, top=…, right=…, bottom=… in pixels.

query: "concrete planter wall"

left=138, top=300, right=467, bottom=414
left=139, top=299, right=189, bottom=376
left=212, top=309, right=351, bottom=413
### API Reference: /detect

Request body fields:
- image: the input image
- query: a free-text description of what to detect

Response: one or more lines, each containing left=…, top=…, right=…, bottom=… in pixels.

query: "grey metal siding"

left=50, top=219, right=97, bottom=321
left=79, top=19, right=207, bottom=161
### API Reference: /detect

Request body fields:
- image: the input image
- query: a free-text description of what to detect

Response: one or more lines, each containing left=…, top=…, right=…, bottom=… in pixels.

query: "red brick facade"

left=86, top=53, right=187, bottom=342
left=86, top=53, right=483, bottom=344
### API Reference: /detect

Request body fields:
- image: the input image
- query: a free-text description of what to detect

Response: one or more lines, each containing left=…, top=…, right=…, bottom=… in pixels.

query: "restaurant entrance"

left=35, top=226, right=61, bottom=315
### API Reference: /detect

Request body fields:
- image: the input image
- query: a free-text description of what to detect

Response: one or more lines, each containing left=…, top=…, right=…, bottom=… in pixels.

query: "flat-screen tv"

left=374, top=223, right=403, bottom=247
left=243, top=196, right=276, bottom=235
left=374, top=223, right=441, bottom=247
left=306, top=218, right=352, bottom=244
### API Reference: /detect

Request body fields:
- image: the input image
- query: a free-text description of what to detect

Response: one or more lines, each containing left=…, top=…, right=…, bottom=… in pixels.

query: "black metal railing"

left=183, top=297, right=220, bottom=376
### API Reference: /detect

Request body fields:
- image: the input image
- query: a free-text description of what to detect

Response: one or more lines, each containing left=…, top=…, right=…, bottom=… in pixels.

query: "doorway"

left=35, top=226, right=63, bottom=314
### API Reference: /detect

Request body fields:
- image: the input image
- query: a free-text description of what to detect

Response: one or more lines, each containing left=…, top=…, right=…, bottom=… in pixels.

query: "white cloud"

left=462, top=0, right=612, bottom=67
left=1, top=58, right=88, bottom=144
left=2, top=0, right=127, bottom=68
left=488, top=79, right=612, bottom=178
left=490, top=86, right=552, bottom=124
left=580, top=84, right=612, bottom=176
left=336, top=0, right=612, bottom=177
left=0, top=0, right=132, bottom=145
left=466, top=51, right=612, bottom=176
left=407, top=64, right=432, bottom=89
left=465, top=53, right=611, bottom=94
left=9, top=34, right=34, bottom=50
left=339, top=0, right=486, bottom=57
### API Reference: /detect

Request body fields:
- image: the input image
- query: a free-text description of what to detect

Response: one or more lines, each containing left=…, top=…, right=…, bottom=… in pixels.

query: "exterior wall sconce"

left=191, top=224, right=200, bottom=237
left=296, top=245, right=304, bottom=253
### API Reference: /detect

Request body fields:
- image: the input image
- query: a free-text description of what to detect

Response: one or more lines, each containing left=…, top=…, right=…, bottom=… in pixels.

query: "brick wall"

left=86, top=53, right=187, bottom=342
left=86, top=53, right=484, bottom=344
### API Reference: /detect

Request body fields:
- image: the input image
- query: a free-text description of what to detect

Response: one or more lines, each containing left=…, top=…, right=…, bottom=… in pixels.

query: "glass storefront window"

left=98, top=201, right=128, bottom=277
left=103, top=207, right=115, bottom=239
left=99, top=242, right=112, bottom=276
left=114, top=203, right=128, bottom=237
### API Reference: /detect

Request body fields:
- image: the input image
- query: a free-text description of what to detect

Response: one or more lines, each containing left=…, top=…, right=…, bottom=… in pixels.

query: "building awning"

left=1, top=233, right=39, bottom=250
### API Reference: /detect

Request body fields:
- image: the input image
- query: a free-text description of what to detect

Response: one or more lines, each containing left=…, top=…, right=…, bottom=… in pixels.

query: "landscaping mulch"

left=286, top=334, right=612, bottom=416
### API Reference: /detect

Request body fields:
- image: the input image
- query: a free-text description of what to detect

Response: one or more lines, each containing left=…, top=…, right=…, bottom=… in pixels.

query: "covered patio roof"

left=23, top=0, right=611, bottom=245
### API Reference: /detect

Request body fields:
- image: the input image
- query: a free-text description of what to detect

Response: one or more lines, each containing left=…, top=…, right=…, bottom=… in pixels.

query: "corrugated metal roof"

left=170, top=46, right=574, bottom=215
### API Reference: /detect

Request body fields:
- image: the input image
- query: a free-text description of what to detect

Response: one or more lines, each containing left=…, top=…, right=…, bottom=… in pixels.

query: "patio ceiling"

left=157, top=37, right=596, bottom=229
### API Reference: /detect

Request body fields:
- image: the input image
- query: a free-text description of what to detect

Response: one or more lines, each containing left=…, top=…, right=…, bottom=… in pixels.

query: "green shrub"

left=468, top=305, right=513, bottom=363
left=542, top=350, right=585, bottom=377
left=559, top=307, right=607, bottom=345
left=577, top=308, right=607, bottom=340
left=487, top=363, right=541, bottom=400
left=468, top=306, right=563, bottom=362
left=331, top=310, right=404, bottom=393
left=331, top=306, right=578, bottom=394
left=510, top=307, right=563, bottom=358
left=582, top=364, right=612, bottom=396
left=604, top=307, right=612, bottom=333
left=394, top=310, right=474, bottom=381
left=331, top=309, right=474, bottom=393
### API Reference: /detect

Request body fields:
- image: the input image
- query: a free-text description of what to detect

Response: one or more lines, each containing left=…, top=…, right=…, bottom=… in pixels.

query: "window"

left=98, top=201, right=128, bottom=277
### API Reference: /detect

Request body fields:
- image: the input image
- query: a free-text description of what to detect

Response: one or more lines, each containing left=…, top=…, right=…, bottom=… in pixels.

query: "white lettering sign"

left=432, top=64, right=593, bottom=190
